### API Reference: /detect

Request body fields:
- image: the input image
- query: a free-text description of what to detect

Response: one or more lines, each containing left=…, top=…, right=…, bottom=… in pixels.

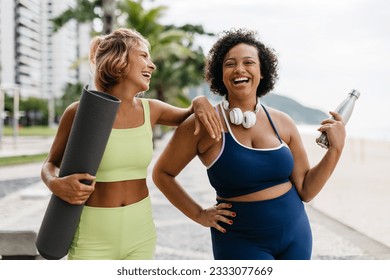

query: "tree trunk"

left=156, top=85, right=165, bottom=102
left=102, top=0, right=116, bottom=34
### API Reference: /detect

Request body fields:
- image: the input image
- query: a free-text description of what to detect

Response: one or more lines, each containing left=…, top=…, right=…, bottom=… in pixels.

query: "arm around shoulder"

left=148, top=98, right=192, bottom=127
left=148, top=97, right=223, bottom=140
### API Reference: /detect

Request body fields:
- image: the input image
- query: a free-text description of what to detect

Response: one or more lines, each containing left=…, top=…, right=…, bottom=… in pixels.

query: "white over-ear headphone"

left=222, top=96, right=261, bottom=129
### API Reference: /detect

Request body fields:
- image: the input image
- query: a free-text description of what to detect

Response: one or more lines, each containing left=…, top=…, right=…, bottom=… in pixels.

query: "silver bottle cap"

left=350, top=89, right=361, bottom=99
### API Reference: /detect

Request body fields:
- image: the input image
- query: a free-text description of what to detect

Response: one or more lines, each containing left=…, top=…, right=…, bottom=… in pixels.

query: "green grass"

left=0, top=153, right=47, bottom=167
left=3, top=125, right=57, bottom=136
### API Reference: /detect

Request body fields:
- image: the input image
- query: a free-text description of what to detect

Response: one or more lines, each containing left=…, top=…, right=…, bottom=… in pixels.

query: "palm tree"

left=101, top=0, right=117, bottom=34
left=52, top=0, right=116, bottom=34
left=120, top=0, right=213, bottom=102
left=52, top=0, right=213, bottom=103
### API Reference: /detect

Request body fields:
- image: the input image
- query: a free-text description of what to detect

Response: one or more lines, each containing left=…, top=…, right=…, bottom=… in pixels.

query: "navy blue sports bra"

left=206, top=103, right=294, bottom=198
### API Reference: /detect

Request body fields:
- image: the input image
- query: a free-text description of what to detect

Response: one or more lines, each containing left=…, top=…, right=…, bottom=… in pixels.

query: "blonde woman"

left=41, top=28, right=222, bottom=260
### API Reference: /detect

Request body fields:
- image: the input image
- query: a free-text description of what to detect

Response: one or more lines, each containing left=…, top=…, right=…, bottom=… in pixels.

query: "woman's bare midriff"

left=85, top=179, right=149, bottom=207
left=218, top=181, right=293, bottom=202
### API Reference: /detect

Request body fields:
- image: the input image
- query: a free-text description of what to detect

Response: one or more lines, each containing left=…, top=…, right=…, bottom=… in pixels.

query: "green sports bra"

left=95, top=98, right=153, bottom=182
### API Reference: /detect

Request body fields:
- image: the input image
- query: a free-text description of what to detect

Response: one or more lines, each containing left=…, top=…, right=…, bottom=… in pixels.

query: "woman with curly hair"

left=153, top=28, right=346, bottom=260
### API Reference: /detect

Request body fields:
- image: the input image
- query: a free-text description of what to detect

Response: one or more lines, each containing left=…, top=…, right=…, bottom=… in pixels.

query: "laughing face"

left=125, top=42, right=156, bottom=93
left=222, top=43, right=262, bottom=98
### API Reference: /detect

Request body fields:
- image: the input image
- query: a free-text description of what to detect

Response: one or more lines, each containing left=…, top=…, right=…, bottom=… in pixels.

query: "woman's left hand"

left=197, top=203, right=235, bottom=233
left=192, top=96, right=223, bottom=141
left=318, top=111, right=346, bottom=152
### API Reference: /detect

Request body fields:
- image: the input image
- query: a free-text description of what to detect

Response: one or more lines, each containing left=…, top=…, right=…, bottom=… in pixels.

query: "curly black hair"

left=205, top=28, right=279, bottom=97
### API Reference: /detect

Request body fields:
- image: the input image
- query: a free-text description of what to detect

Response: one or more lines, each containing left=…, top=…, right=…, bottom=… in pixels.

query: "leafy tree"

left=51, top=0, right=214, bottom=105
left=120, top=0, right=213, bottom=102
left=19, top=97, right=49, bottom=126
left=3, top=93, right=13, bottom=114
left=57, top=82, right=84, bottom=116
left=52, top=0, right=116, bottom=34
left=20, top=97, right=47, bottom=112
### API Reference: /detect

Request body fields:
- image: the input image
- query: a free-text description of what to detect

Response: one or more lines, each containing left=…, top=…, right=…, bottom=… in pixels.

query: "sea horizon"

left=298, top=123, right=390, bottom=143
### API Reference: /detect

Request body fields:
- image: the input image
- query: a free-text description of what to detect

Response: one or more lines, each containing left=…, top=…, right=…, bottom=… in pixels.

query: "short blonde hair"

left=89, top=28, right=150, bottom=92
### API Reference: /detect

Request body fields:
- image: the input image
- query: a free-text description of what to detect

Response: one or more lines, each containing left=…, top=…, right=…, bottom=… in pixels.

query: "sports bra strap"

left=261, top=104, right=282, bottom=143
left=219, top=102, right=233, bottom=134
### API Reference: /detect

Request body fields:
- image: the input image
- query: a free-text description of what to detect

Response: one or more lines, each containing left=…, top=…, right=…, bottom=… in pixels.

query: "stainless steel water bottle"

left=316, top=89, right=361, bottom=149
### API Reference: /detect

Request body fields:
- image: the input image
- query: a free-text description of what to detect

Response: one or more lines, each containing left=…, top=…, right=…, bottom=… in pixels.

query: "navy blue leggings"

left=211, top=186, right=312, bottom=260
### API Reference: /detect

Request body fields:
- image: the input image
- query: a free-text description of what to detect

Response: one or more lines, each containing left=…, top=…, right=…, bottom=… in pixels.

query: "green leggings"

left=68, top=196, right=156, bottom=260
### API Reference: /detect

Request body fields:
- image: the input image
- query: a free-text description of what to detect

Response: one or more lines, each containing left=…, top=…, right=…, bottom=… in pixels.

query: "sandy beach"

left=301, top=132, right=390, bottom=248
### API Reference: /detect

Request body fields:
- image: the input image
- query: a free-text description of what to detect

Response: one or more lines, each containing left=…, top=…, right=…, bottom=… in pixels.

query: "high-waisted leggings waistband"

left=212, top=186, right=312, bottom=260
left=217, top=186, right=304, bottom=228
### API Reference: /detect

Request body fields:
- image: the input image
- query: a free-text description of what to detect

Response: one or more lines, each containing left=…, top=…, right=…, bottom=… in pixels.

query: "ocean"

left=297, top=123, right=390, bottom=143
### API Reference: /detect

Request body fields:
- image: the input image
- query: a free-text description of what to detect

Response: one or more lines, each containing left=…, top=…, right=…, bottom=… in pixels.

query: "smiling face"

left=222, top=43, right=262, bottom=99
left=124, top=42, right=156, bottom=93
left=90, top=28, right=157, bottom=93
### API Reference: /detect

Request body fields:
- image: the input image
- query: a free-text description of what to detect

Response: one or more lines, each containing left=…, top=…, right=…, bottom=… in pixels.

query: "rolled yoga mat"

left=36, top=86, right=120, bottom=260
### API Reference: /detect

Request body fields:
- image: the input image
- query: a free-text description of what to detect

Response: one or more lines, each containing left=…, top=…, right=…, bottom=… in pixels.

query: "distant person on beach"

left=153, top=28, right=346, bottom=260
left=40, top=28, right=222, bottom=260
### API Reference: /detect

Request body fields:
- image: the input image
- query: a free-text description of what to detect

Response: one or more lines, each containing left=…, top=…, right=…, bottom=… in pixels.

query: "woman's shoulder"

left=60, top=101, right=80, bottom=124
left=136, top=97, right=150, bottom=107
left=144, top=98, right=165, bottom=110
left=264, top=105, right=306, bottom=148
left=262, top=105, right=294, bottom=123
left=65, top=101, right=80, bottom=112
left=262, top=105, right=298, bottom=140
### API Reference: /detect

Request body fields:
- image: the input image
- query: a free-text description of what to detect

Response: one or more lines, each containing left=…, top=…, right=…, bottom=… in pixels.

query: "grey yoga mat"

left=36, top=86, right=120, bottom=260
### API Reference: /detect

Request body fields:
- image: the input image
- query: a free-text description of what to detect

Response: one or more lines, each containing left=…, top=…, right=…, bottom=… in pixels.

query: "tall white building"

left=0, top=0, right=91, bottom=99
left=0, top=0, right=17, bottom=89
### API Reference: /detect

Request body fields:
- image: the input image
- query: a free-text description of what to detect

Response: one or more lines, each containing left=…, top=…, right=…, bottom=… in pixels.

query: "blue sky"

left=146, top=0, right=390, bottom=139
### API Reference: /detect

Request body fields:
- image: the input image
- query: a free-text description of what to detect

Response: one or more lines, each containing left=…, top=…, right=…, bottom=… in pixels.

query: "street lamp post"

left=12, top=87, right=20, bottom=143
left=0, top=88, right=4, bottom=148
left=0, top=83, right=20, bottom=148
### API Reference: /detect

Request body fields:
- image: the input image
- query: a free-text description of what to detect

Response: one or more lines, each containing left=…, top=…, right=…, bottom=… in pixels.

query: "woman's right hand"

left=49, top=173, right=96, bottom=205
left=198, top=203, right=236, bottom=233
left=192, top=96, right=223, bottom=141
